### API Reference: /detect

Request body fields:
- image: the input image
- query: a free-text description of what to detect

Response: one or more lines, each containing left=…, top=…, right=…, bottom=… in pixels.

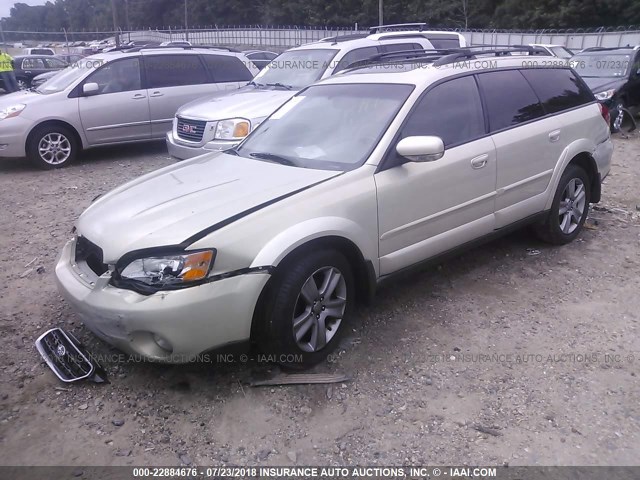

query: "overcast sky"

left=1, top=0, right=49, bottom=19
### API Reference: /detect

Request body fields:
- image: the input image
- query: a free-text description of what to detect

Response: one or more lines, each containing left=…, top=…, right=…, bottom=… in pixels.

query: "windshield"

left=35, top=58, right=105, bottom=94
left=572, top=53, right=632, bottom=78
left=237, top=83, right=414, bottom=171
left=251, top=49, right=338, bottom=89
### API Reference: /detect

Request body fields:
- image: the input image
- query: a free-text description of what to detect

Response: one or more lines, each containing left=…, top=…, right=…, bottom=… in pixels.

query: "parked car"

left=0, top=55, right=68, bottom=90
left=0, top=48, right=258, bottom=168
left=167, top=23, right=467, bottom=159
left=530, top=43, right=574, bottom=58
left=22, top=47, right=56, bottom=56
left=243, top=50, right=279, bottom=70
left=571, top=46, right=640, bottom=131
left=52, top=49, right=612, bottom=368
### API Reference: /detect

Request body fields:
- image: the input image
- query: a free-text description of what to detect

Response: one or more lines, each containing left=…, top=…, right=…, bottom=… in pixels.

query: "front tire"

left=534, top=164, right=591, bottom=245
left=26, top=124, right=78, bottom=169
left=16, top=77, right=29, bottom=90
left=260, top=249, right=354, bottom=368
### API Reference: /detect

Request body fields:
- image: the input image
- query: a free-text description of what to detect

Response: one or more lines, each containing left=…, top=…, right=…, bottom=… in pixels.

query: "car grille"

left=35, top=328, right=94, bottom=382
left=75, top=236, right=108, bottom=276
left=176, top=117, right=206, bottom=142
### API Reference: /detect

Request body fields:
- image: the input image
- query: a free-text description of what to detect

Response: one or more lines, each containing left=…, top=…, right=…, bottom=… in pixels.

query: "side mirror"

left=396, top=136, right=445, bottom=162
left=82, top=82, right=99, bottom=96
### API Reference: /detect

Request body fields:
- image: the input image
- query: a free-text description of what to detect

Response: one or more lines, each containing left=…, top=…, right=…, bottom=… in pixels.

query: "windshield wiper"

left=248, top=80, right=266, bottom=87
left=249, top=152, right=297, bottom=166
left=265, top=82, right=293, bottom=90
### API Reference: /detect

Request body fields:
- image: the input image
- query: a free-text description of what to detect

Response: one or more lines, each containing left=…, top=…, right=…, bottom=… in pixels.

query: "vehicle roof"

left=95, top=47, right=248, bottom=60
left=318, top=54, right=561, bottom=87
left=530, top=43, right=569, bottom=48
left=292, top=29, right=464, bottom=52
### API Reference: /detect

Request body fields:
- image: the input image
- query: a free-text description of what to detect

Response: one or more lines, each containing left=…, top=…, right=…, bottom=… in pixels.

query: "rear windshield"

left=572, top=53, right=631, bottom=78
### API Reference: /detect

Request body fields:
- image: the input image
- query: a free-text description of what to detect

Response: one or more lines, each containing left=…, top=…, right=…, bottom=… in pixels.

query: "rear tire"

left=534, top=165, right=591, bottom=245
left=259, top=249, right=354, bottom=369
left=26, top=124, right=78, bottom=169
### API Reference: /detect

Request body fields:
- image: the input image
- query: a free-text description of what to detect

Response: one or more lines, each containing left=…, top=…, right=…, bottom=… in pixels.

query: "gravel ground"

left=0, top=134, right=638, bottom=468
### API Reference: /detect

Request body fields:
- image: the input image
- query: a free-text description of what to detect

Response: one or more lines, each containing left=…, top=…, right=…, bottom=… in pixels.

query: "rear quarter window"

left=477, top=70, right=545, bottom=132
left=521, top=68, right=593, bottom=114
left=202, top=55, right=253, bottom=82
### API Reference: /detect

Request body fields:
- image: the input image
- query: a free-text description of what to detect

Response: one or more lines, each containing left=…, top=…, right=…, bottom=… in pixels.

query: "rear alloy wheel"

left=534, top=164, right=591, bottom=245
left=260, top=249, right=354, bottom=368
left=27, top=125, right=78, bottom=169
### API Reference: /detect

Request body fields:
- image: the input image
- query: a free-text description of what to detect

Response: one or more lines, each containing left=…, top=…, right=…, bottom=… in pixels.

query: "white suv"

left=166, top=24, right=466, bottom=159
left=54, top=48, right=612, bottom=368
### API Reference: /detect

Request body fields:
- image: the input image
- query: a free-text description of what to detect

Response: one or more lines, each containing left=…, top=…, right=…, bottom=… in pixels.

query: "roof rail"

left=341, top=45, right=549, bottom=73
left=125, top=45, right=240, bottom=53
left=432, top=46, right=547, bottom=66
left=320, top=33, right=369, bottom=44
left=343, top=48, right=460, bottom=72
left=581, top=46, right=635, bottom=52
left=369, top=23, right=427, bottom=34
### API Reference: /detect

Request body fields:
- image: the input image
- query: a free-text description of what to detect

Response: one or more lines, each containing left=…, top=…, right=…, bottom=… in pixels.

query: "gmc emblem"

left=182, top=124, right=196, bottom=134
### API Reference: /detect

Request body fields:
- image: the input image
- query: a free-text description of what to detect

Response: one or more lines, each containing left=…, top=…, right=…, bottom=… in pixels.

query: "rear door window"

left=201, top=54, right=253, bottom=82
left=144, top=54, right=209, bottom=88
left=401, top=75, right=485, bottom=147
left=520, top=68, right=593, bottom=114
left=44, top=57, right=67, bottom=69
left=477, top=70, right=545, bottom=132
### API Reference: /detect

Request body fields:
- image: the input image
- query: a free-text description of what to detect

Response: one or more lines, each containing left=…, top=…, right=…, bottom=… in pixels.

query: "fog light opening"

left=153, top=333, right=173, bottom=354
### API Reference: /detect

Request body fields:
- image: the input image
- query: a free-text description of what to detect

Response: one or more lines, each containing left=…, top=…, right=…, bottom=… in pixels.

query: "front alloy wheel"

left=612, top=100, right=625, bottom=133
left=38, top=133, right=72, bottom=166
left=27, top=125, right=78, bottom=169
left=293, top=266, right=347, bottom=352
left=260, top=249, right=354, bottom=368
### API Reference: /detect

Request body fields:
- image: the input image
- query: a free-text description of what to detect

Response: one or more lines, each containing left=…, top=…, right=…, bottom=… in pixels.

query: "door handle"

left=470, top=154, right=489, bottom=169
left=149, top=91, right=164, bottom=97
left=132, top=94, right=146, bottom=100
left=549, top=130, right=561, bottom=142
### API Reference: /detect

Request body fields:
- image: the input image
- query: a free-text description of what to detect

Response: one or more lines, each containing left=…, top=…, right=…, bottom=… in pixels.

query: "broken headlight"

left=118, top=249, right=215, bottom=289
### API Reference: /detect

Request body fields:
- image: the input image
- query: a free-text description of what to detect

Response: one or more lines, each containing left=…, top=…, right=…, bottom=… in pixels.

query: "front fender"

left=250, top=216, right=379, bottom=276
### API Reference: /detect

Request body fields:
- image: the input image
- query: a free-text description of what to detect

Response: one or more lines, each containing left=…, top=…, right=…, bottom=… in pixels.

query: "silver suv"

left=0, top=47, right=258, bottom=168
left=55, top=48, right=612, bottom=368
left=167, top=25, right=466, bottom=159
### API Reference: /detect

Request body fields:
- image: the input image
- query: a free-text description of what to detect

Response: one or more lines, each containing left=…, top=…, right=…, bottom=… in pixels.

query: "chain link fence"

left=3, top=25, right=640, bottom=52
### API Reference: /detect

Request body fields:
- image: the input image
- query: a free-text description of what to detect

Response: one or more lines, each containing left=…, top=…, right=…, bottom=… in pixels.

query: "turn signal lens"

left=181, top=250, right=215, bottom=281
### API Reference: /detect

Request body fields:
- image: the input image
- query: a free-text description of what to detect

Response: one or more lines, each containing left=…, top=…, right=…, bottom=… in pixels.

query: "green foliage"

left=2, top=0, right=640, bottom=31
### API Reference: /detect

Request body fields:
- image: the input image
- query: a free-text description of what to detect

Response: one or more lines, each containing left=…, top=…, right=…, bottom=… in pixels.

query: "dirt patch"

left=0, top=136, right=638, bottom=467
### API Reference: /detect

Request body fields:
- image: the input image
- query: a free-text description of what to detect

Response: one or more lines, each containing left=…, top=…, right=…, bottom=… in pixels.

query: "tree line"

left=2, top=0, right=639, bottom=32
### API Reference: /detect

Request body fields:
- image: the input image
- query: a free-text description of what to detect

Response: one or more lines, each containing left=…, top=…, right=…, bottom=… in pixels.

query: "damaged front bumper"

left=54, top=238, right=270, bottom=362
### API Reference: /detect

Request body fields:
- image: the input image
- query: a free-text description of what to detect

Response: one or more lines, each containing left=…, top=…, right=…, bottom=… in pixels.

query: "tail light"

left=599, top=103, right=610, bottom=125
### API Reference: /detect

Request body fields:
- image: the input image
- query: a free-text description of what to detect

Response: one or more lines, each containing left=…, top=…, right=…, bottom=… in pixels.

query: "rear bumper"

left=166, top=130, right=237, bottom=160
left=55, top=239, right=270, bottom=362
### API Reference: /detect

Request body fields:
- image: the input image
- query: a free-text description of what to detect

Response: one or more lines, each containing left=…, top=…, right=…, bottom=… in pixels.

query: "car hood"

left=0, top=89, right=48, bottom=106
left=77, top=152, right=340, bottom=263
left=581, top=77, right=626, bottom=93
left=176, top=86, right=297, bottom=122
